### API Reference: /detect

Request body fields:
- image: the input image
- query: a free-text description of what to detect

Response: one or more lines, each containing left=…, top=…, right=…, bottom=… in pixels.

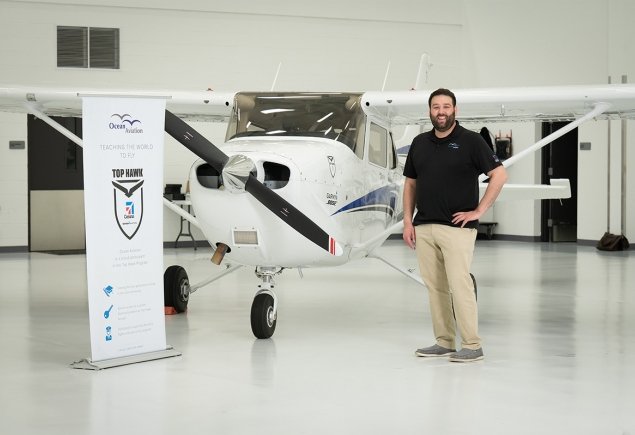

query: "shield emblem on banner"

left=112, top=179, right=144, bottom=240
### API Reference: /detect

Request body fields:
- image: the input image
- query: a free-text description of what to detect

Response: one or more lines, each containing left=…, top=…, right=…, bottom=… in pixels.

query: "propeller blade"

left=164, top=110, right=228, bottom=172
left=244, top=175, right=342, bottom=255
left=164, top=110, right=343, bottom=256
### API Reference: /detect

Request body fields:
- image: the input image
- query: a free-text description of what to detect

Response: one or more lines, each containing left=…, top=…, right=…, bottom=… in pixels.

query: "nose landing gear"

left=250, top=267, right=282, bottom=339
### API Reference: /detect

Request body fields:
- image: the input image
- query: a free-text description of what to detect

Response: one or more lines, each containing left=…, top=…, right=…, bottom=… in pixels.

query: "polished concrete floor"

left=0, top=240, right=633, bottom=434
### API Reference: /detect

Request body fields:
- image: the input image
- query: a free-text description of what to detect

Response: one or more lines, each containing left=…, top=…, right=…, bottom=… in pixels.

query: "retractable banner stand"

left=72, top=96, right=180, bottom=370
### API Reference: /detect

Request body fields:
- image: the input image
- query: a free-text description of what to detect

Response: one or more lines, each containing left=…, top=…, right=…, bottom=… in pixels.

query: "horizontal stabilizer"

left=485, top=178, right=571, bottom=201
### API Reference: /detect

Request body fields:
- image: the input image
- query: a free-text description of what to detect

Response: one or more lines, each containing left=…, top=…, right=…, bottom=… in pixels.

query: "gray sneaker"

left=448, top=348, right=484, bottom=362
left=415, top=344, right=456, bottom=357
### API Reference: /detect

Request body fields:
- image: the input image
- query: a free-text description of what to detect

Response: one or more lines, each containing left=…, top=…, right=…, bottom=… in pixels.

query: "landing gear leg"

left=250, top=267, right=282, bottom=339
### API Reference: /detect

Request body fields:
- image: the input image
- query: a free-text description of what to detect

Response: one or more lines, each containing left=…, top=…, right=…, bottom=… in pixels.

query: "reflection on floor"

left=0, top=240, right=633, bottom=434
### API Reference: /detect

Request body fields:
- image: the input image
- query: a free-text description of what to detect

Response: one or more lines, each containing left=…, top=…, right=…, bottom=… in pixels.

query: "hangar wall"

left=462, top=0, right=635, bottom=242
left=0, top=0, right=634, bottom=248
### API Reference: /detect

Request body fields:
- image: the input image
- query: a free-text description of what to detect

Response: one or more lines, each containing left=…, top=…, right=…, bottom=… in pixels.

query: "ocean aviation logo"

left=112, top=168, right=145, bottom=239
left=109, top=113, right=143, bottom=134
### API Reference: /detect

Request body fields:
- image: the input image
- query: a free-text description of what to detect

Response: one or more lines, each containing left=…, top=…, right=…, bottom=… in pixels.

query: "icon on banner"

left=103, top=285, right=114, bottom=297
left=105, top=326, right=112, bottom=342
left=125, top=201, right=135, bottom=216
left=104, top=305, right=114, bottom=319
left=112, top=175, right=144, bottom=240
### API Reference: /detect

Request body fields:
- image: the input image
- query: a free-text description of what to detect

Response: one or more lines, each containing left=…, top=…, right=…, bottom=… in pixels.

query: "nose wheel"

left=251, top=293, right=277, bottom=339
left=250, top=267, right=281, bottom=339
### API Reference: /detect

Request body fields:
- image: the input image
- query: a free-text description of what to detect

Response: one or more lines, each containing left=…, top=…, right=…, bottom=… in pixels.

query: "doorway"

left=27, top=115, right=85, bottom=251
left=540, top=121, right=578, bottom=242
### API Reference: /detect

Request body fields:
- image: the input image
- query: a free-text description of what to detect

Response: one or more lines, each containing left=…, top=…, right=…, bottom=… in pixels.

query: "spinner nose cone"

left=222, top=154, right=256, bottom=193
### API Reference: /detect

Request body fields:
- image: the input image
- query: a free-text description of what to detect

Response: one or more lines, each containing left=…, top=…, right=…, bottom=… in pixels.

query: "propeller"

left=164, top=110, right=343, bottom=256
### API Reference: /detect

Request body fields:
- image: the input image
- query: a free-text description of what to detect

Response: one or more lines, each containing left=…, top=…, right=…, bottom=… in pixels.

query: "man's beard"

left=431, top=112, right=456, bottom=132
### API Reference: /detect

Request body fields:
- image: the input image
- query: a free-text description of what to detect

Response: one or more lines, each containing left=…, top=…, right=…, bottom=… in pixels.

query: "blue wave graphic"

left=332, top=185, right=398, bottom=217
left=396, top=145, right=411, bottom=155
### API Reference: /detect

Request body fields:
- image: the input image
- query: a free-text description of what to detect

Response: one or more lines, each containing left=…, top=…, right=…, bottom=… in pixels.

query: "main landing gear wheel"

left=251, top=293, right=277, bottom=339
left=164, top=265, right=190, bottom=313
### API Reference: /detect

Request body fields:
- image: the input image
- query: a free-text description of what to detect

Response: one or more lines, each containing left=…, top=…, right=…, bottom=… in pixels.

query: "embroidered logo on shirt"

left=448, top=142, right=459, bottom=150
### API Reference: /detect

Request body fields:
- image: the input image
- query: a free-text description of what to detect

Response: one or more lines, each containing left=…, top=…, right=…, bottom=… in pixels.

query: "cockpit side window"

left=368, top=123, right=388, bottom=168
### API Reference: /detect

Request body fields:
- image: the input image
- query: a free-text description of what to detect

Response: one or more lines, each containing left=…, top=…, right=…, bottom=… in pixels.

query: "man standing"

left=403, top=88, right=507, bottom=363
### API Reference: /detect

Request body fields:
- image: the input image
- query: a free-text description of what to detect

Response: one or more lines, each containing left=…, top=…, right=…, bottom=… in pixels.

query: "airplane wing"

left=5, top=83, right=635, bottom=123
left=362, top=84, right=635, bottom=203
left=361, top=84, right=635, bottom=124
left=3, top=82, right=628, bottom=208
left=0, top=85, right=236, bottom=121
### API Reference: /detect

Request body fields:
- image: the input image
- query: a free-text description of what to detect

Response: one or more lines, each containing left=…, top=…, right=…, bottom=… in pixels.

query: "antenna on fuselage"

left=414, top=52, right=432, bottom=87
left=395, top=53, right=433, bottom=150
left=270, top=62, right=282, bottom=91
left=381, top=61, right=391, bottom=91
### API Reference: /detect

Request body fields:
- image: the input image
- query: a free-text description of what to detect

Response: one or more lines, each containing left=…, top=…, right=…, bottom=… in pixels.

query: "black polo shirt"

left=403, top=122, right=502, bottom=229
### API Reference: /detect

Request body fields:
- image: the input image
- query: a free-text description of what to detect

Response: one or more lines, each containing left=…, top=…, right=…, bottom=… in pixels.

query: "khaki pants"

left=414, top=224, right=480, bottom=350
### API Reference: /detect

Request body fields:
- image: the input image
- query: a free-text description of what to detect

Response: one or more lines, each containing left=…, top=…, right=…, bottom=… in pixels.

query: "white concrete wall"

left=0, top=113, right=28, bottom=247
left=1, top=0, right=634, bottom=248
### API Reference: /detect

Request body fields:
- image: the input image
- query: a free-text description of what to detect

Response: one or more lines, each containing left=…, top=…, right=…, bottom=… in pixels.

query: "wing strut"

left=25, top=103, right=84, bottom=147
left=369, top=252, right=425, bottom=286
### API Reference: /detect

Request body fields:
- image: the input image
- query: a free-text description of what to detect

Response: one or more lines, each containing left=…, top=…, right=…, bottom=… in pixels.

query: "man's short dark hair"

left=428, top=88, right=456, bottom=107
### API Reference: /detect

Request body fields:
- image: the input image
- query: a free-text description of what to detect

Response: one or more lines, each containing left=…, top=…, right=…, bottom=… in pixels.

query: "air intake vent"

left=57, top=26, right=119, bottom=69
left=89, top=27, right=120, bottom=69
left=233, top=229, right=259, bottom=246
left=196, top=164, right=222, bottom=189
left=57, top=26, right=88, bottom=68
left=263, top=161, right=290, bottom=189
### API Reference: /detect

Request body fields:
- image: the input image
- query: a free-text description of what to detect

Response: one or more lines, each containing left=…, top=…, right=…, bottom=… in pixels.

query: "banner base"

left=70, top=346, right=181, bottom=370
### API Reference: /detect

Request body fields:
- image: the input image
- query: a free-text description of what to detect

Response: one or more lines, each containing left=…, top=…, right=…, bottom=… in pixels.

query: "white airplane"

left=2, top=81, right=634, bottom=338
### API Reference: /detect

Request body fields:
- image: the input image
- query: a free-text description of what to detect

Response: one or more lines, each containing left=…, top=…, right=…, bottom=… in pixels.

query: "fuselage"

left=188, top=92, right=404, bottom=268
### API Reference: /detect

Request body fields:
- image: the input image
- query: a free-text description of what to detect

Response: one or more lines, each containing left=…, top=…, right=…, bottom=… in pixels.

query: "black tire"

left=250, top=293, right=277, bottom=339
left=470, top=273, right=477, bottom=301
left=163, top=265, right=189, bottom=313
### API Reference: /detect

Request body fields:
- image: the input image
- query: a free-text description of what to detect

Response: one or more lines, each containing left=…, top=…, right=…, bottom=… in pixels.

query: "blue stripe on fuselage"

left=332, top=185, right=398, bottom=217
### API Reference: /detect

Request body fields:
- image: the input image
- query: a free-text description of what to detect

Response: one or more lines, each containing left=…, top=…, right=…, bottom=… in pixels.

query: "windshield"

left=226, top=92, right=366, bottom=155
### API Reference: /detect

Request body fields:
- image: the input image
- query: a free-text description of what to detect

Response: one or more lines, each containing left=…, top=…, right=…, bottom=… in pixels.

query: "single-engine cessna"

left=3, top=79, right=635, bottom=338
